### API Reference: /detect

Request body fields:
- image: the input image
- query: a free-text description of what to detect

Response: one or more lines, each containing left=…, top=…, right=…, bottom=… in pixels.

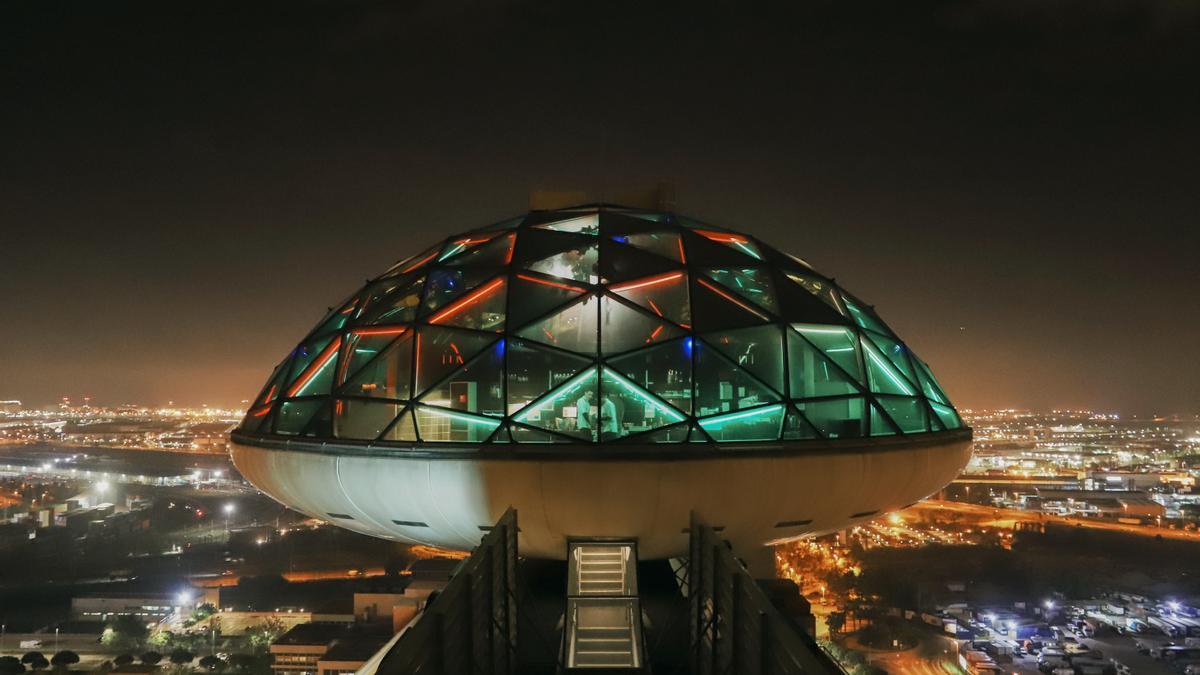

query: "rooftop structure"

left=231, top=204, right=972, bottom=560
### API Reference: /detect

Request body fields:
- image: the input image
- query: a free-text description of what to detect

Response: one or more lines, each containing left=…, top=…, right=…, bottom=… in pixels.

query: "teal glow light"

left=602, top=367, right=685, bottom=423
left=863, top=341, right=916, bottom=396
left=699, top=403, right=785, bottom=428
left=419, top=406, right=502, bottom=429
left=513, top=367, right=598, bottom=423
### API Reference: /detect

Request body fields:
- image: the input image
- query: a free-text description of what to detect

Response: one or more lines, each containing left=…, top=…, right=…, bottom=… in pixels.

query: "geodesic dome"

left=238, top=204, right=962, bottom=446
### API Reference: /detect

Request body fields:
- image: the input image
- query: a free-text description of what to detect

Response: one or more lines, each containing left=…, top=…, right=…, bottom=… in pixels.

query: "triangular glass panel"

left=488, top=425, right=512, bottom=443
left=286, top=334, right=338, bottom=387
left=772, top=272, right=847, bottom=325
left=841, top=293, right=894, bottom=336
left=782, top=407, right=820, bottom=440
left=437, top=232, right=500, bottom=262
left=308, top=297, right=358, bottom=338
left=417, top=338, right=505, bottom=418
left=692, top=229, right=763, bottom=260
left=526, top=244, right=600, bottom=283
left=381, top=407, right=418, bottom=442
left=513, top=293, right=598, bottom=354
left=334, top=398, right=404, bottom=440
left=506, top=339, right=593, bottom=416
left=609, top=271, right=691, bottom=328
left=691, top=276, right=771, bottom=332
left=339, top=327, right=412, bottom=388
left=360, top=275, right=425, bottom=325
left=600, top=295, right=685, bottom=354
left=300, top=401, right=333, bottom=437
left=252, top=359, right=290, bottom=408
left=615, top=231, right=685, bottom=263
left=508, top=273, right=588, bottom=329
left=414, top=405, right=502, bottom=442
left=287, top=336, right=342, bottom=398
left=533, top=213, right=599, bottom=235
left=444, top=232, right=516, bottom=268
left=863, top=332, right=918, bottom=385
left=786, top=330, right=861, bottom=398
left=599, top=238, right=680, bottom=283
left=414, top=327, right=498, bottom=397
left=382, top=243, right=441, bottom=278
left=862, top=338, right=919, bottom=396
left=275, top=399, right=323, bottom=436
left=679, top=230, right=758, bottom=266
left=701, top=325, right=785, bottom=396
left=912, top=355, right=951, bottom=406
left=875, top=396, right=928, bottom=434
left=870, top=402, right=902, bottom=437
left=421, top=267, right=502, bottom=315
left=928, top=403, right=946, bottom=431
left=599, top=366, right=687, bottom=440
left=241, top=403, right=274, bottom=433
left=704, top=268, right=778, bottom=314
left=930, top=401, right=963, bottom=430
left=427, top=276, right=506, bottom=331
left=687, top=424, right=712, bottom=443
left=607, top=338, right=693, bottom=414
left=693, top=339, right=780, bottom=418
left=340, top=329, right=413, bottom=400
left=698, top=403, right=786, bottom=442
left=618, top=422, right=689, bottom=443
left=795, top=396, right=867, bottom=439
left=511, top=367, right=599, bottom=442
left=784, top=273, right=846, bottom=316
left=790, top=324, right=864, bottom=385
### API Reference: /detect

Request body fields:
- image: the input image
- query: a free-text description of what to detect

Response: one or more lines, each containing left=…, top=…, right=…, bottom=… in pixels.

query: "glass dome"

left=238, top=204, right=962, bottom=445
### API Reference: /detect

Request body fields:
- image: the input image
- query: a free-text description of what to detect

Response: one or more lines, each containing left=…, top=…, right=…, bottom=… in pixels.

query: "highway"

left=913, top=500, right=1200, bottom=543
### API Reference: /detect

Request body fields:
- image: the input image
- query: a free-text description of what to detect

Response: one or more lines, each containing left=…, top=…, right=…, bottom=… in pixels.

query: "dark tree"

left=113, top=656, right=134, bottom=667
left=50, top=652, right=79, bottom=668
left=169, top=650, right=195, bottom=666
left=0, top=656, right=26, bottom=675
left=140, top=652, right=163, bottom=666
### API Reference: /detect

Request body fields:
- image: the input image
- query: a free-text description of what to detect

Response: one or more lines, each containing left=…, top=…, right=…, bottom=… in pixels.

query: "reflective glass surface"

left=240, top=205, right=964, bottom=444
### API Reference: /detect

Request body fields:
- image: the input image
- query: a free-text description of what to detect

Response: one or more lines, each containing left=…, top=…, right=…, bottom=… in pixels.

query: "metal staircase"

left=564, top=541, right=645, bottom=671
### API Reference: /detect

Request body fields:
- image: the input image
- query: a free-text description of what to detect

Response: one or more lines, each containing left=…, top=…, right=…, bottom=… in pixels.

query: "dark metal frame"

left=374, top=508, right=519, bottom=675
left=687, top=512, right=846, bottom=675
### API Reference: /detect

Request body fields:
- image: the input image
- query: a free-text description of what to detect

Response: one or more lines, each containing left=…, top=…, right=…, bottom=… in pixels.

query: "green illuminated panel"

left=511, top=367, right=599, bottom=442
left=698, top=403, right=786, bottom=442
left=862, top=338, right=918, bottom=396
left=599, top=366, right=686, bottom=439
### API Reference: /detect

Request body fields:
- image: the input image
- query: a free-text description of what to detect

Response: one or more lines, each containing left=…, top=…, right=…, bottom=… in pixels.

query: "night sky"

left=2, top=1, right=1198, bottom=415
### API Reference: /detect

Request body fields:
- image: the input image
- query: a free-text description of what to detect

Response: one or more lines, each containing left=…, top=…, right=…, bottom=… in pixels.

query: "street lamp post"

left=223, top=502, right=235, bottom=534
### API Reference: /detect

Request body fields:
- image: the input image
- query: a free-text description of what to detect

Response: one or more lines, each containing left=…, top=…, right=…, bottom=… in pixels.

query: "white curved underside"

left=231, top=439, right=972, bottom=559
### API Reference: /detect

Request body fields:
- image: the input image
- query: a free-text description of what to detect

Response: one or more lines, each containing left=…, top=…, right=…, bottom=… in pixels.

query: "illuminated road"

left=914, top=500, right=1200, bottom=542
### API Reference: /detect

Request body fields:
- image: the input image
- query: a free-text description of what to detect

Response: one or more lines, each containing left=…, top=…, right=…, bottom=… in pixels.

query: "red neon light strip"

left=515, top=273, right=586, bottom=293
left=677, top=237, right=687, bottom=263
left=429, top=277, right=505, bottom=324
left=646, top=298, right=663, bottom=317
left=609, top=271, right=684, bottom=294
left=250, top=405, right=271, bottom=417
left=696, top=277, right=769, bottom=321
left=259, top=384, right=277, bottom=405
left=695, top=229, right=749, bottom=244
left=400, top=251, right=438, bottom=274
left=648, top=325, right=664, bottom=341
left=351, top=326, right=410, bottom=337
left=504, top=233, right=516, bottom=264
left=287, top=336, right=342, bottom=397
